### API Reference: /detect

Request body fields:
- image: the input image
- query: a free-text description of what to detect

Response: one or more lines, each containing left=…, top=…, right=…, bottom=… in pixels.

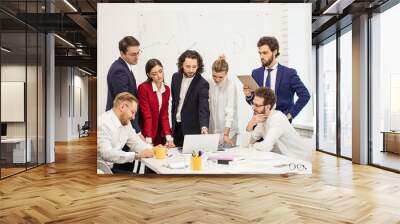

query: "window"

left=370, top=3, right=400, bottom=171
left=340, top=28, right=352, bottom=158
left=317, top=36, right=337, bottom=154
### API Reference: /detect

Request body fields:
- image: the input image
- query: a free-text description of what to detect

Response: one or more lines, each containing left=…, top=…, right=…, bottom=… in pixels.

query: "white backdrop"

left=97, top=3, right=312, bottom=133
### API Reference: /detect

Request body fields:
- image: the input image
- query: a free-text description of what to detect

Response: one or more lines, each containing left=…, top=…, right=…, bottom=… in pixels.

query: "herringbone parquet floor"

left=1, top=134, right=400, bottom=224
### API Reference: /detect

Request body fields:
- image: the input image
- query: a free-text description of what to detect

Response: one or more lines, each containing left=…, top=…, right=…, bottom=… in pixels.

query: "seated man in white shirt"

left=246, top=87, right=312, bottom=161
left=98, top=92, right=154, bottom=174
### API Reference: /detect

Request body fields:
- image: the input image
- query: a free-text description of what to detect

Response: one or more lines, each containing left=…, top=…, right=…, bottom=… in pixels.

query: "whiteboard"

left=98, top=3, right=312, bottom=130
left=1, top=82, right=25, bottom=122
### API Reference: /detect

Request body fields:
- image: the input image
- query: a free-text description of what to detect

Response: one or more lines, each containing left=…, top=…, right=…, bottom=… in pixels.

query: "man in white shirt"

left=98, top=92, right=154, bottom=174
left=246, top=87, right=312, bottom=161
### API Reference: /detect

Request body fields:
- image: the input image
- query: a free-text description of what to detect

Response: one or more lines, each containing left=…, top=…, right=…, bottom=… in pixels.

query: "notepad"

left=208, top=154, right=235, bottom=161
left=165, top=161, right=188, bottom=169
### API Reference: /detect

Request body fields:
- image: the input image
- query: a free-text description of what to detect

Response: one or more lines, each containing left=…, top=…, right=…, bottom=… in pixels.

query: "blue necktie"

left=264, top=68, right=273, bottom=88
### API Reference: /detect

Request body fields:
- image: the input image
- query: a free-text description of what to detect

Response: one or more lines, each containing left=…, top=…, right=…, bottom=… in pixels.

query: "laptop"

left=181, top=134, right=220, bottom=154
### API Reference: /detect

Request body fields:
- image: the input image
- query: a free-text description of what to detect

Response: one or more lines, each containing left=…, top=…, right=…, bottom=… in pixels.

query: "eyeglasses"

left=123, top=103, right=136, bottom=115
left=288, top=163, right=307, bottom=171
left=128, top=49, right=142, bottom=57
left=252, top=103, right=265, bottom=108
left=274, top=163, right=307, bottom=171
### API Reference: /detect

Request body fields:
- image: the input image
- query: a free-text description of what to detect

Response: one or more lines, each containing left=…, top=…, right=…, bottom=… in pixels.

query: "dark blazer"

left=171, top=72, right=210, bottom=135
left=137, top=81, right=172, bottom=142
left=106, top=57, right=140, bottom=133
left=246, top=64, right=310, bottom=119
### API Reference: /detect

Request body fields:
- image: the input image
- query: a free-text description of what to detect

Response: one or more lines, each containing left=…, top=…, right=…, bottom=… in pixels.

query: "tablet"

left=237, top=75, right=259, bottom=91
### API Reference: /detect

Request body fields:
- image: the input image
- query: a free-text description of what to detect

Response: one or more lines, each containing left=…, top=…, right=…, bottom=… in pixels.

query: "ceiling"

left=0, top=0, right=392, bottom=75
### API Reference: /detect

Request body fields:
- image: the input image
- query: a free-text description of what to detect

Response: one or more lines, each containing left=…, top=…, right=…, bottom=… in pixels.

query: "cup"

left=191, top=156, right=202, bottom=171
left=154, top=146, right=166, bottom=159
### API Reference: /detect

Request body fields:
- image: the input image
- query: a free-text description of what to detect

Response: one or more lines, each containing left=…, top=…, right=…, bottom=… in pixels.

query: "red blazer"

left=138, top=81, right=172, bottom=142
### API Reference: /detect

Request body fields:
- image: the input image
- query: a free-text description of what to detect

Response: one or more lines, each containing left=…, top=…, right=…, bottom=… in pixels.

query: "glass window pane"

left=1, top=30, right=28, bottom=177
left=340, top=29, right=352, bottom=158
left=318, top=37, right=337, bottom=154
left=27, top=31, right=38, bottom=169
left=371, top=3, right=400, bottom=171
left=38, top=32, right=46, bottom=165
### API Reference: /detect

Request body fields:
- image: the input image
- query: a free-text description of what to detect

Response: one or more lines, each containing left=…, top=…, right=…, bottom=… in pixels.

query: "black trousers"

left=173, top=122, right=184, bottom=147
left=111, top=144, right=137, bottom=174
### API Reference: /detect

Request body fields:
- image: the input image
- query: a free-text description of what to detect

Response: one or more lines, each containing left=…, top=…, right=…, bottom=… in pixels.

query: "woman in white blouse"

left=208, top=55, right=239, bottom=146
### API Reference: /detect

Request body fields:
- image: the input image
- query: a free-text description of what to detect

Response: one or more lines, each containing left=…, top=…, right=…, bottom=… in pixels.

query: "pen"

left=198, top=150, right=202, bottom=157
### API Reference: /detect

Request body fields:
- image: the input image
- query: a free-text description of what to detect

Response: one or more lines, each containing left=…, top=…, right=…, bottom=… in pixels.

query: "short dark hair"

left=145, top=58, right=163, bottom=82
left=119, top=36, right=140, bottom=54
left=254, top=87, right=276, bottom=109
left=177, top=50, right=204, bottom=75
left=257, top=36, right=280, bottom=58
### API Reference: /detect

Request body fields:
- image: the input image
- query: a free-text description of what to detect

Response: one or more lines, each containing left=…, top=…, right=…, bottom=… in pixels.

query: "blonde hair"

left=212, top=54, right=229, bottom=73
left=113, top=92, right=138, bottom=108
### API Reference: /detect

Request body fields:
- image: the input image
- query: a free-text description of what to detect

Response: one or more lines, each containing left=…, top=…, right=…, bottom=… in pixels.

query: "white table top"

left=1, top=138, right=27, bottom=143
left=141, top=147, right=312, bottom=175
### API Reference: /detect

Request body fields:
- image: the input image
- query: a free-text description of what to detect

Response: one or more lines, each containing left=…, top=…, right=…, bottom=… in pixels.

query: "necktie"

left=264, top=68, right=273, bottom=88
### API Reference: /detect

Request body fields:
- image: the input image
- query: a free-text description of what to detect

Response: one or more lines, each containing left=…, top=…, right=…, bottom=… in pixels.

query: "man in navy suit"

left=105, top=36, right=143, bottom=173
left=106, top=36, right=142, bottom=134
left=171, top=50, right=210, bottom=147
left=244, top=36, right=310, bottom=122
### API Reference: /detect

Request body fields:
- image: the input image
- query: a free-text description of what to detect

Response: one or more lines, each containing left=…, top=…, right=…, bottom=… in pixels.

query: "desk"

left=382, top=131, right=400, bottom=154
left=141, top=147, right=312, bottom=175
left=1, top=138, right=31, bottom=163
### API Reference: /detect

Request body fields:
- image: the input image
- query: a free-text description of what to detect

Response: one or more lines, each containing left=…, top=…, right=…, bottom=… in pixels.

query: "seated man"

left=246, top=87, right=312, bottom=161
left=98, top=92, right=154, bottom=174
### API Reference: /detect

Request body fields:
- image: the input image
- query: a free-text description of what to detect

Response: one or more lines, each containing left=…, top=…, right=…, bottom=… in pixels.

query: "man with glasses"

left=98, top=92, right=154, bottom=174
left=243, top=36, right=310, bottom=122
left=246, top=87, right=311, bottom=161
left=105, top=36, right=143, bottom=172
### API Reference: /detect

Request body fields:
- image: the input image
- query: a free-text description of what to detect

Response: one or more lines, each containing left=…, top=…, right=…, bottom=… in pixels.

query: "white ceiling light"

left=78, top=67, right=92, bottom=76
left=323, top=0, right=355, bottom=15
left=63, top=0, right=78, bottom=12
left=1, top=47, right=11, bottom=53
left=54, top=34, right=75, bottom=48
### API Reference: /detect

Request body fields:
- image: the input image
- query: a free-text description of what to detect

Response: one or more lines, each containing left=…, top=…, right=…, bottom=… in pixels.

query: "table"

left=1, top=138, right=31, bottom=164
left=141, top=147, right=312, bottom=175
left=381, top=131, right=400, bottom=154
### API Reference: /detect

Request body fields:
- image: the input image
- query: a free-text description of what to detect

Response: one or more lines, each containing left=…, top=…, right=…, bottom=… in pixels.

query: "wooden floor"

left=372, top=151, right=400, bottom=171
left=1, top=135, right=400, bottom=223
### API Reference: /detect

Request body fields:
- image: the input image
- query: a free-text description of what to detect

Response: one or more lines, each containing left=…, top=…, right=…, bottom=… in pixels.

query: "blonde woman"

left=208, top=55, right=239, bottom=146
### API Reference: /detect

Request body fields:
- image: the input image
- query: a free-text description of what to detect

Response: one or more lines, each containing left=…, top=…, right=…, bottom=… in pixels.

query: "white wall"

left=98, top=3, right=313, bottom=132
left=55, top=67, right=89, bottom=141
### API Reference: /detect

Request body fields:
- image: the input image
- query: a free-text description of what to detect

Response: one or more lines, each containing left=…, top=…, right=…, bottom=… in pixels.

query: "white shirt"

left=145, top=82, right=172, bottom=144
left=263, top=62, right=278, bottom=91
left=97, top=110, right=152, bottom=168
left=208, top=77, right=238, bottom=141
left=151, top=82, right=166, bottom=111
left=176, top=75, right=194, bottom=122
left=248, top=110, right=312, bottom=161
left=123, top=58, right=133, bottom=73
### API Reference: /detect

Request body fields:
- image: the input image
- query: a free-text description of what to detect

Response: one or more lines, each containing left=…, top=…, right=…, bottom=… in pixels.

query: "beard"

left=261, top=57, right=273, bottom=67
left=253, top=107, right=266, bottom=115
left=183, top=72, right=196, bottom=78
left=121, top=119, right=130, bottom=126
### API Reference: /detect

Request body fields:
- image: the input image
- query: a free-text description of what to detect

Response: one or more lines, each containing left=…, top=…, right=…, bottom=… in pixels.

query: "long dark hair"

left=145, top=58, right=163, bottom=82
left=177, top=50, right=204, bottom=75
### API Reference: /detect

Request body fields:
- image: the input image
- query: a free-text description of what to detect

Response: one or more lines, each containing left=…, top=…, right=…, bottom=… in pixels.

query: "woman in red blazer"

left=138, top=59, right=175, bottom=147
